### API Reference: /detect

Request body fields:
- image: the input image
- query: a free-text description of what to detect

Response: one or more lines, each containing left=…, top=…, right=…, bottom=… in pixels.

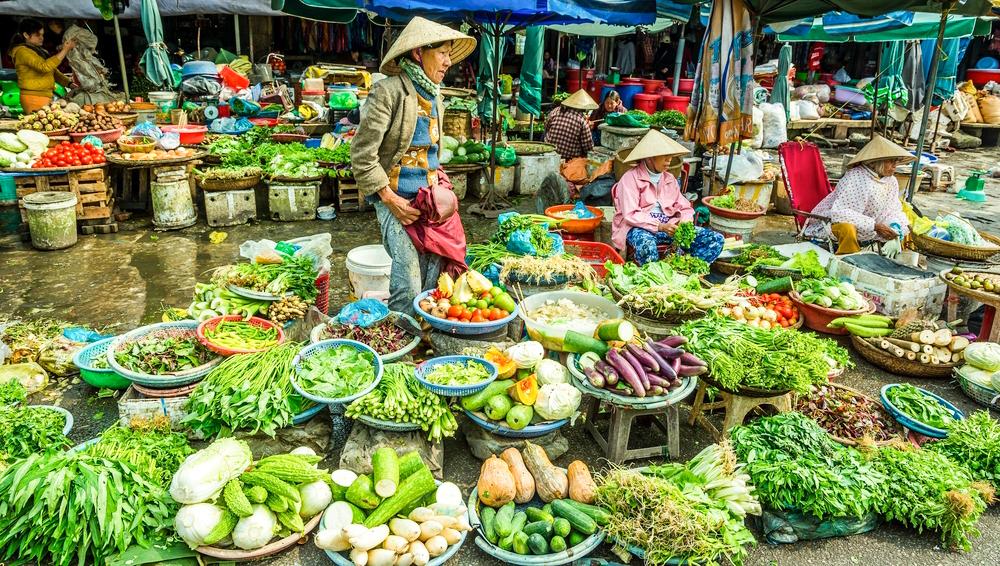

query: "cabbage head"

left=169, top=437, right=252, bottom=504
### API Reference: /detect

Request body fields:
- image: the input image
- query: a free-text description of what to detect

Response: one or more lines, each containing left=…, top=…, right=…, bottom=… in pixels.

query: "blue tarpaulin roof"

left=357, top=0, right=656, bottom=26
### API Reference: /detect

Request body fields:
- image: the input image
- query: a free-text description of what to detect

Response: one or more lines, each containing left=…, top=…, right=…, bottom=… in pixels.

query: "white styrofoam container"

left=827, top=254, right=947, bottom=319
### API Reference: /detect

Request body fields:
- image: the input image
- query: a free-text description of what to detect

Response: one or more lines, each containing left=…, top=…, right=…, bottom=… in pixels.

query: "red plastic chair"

left=778, top=141, right=836, bottom=248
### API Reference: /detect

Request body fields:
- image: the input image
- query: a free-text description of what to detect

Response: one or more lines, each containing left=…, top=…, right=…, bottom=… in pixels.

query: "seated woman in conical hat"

left=611, top=129, right=725, bottom=265
left=804, top=134, right=914, bottom=255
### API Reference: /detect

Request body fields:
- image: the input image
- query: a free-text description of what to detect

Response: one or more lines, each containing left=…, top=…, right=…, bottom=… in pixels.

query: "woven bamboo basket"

left=955, top=369, right=1000, bottom=409
left=794, top=382, right=905, bottom=447
left=851, top=334, right=958, bottom=378
left=939, top=270, right=1000, bottom=307
left=713, top=259, right=745, bottom=276
left=609, top=280, right=706, bottom=326
left=913, top=231, right=1000, bottom=261
left=197, top=173, right=262, bottom=192
left=699, top=371, right=792, bottom=398
left=443, top=109, right=472, bottom=138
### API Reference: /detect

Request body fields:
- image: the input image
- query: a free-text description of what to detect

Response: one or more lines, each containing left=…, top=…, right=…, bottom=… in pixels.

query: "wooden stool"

left=688, top=381, right=793, bottom=440
left=584, top=397, right=680, bottom=464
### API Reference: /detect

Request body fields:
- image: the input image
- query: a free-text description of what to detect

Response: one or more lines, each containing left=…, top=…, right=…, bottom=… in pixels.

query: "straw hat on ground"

left=625, top=129, right=690, bottom=162
left=380, top=17, right=477, bottom=76
left=561, top=89, right=599, bottom=111
left=847, top=134, right=914, bottom=168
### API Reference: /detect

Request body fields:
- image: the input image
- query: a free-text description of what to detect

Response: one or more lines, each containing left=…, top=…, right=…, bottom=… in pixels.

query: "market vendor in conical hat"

left=611, top=129, right=725, bottom=265
left=351, top=17, right=476, bottom=315
left=804, top=134, right=914, bottom=255
left=545, top=89, right=598, bottom=160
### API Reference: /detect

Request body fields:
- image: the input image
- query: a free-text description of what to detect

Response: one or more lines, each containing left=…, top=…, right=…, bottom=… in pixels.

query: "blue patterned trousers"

left=626, top=224, right=725, bottom=265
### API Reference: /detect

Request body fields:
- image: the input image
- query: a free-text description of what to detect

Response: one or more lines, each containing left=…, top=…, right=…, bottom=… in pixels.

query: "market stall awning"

left=1, top=0, right=284, bottom=18
left=677, top=0, right=996, bottom=23
left=764, top=11, right=915, bottom=35
left=775, top=13, right=991, bottom=42
left=357, top=0, right=657, bottom=26
left=547, top=18, right=676, bottom=37
left=271, top=0, right=357, bottom=22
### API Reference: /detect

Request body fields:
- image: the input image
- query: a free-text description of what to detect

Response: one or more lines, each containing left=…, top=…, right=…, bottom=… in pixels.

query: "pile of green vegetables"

left=660, top=254, right=710, bottom=276
left=85, top=417, right=193, bottom=484
left=678, top=316, right=851, bottom=393
left=217, top=255, right=319, bottom=302
left=607, top=261, right=737, bottom=317
left=423, top=359, right=492, bottom=387
left=885, top=383, right=956, bottom=430
left=729, top=244, right=787, bottom=272
left=928, top=411, right=1000, bottom=489
left=185, top=343, right=308, bottom=437
left=596, top=443, right=758, bottom=565
left=794, top=277, right=869, bottom=311
left=0, top=451, right=176, bottom=566
left=0, top=404, right=69, bottom=466
left=296, top=344, right=377, bottom=400
left=203, top=319, right=279, bottom=351
left=673, top=221, right=696, bottom=248
left=114, top=333, right=214, bottom=375
left=648, top=110, right=686, bottom=129
left=490, top=214, right=557, bottom=256
left=194, top=165, right=262, bottom=181
left=345, top=363, right=458, bottom=442
left=0, top=379, right=26, bottom=405
left=731, top=412, right=885, bottom=521
left=188, top=282, right=272, bottom=322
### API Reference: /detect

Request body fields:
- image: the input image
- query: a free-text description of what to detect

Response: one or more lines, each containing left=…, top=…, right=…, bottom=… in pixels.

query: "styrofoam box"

left=827, top=254, right=947, bottom=319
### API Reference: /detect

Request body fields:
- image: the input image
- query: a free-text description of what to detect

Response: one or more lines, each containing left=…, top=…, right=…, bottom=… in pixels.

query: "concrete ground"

left=2, top=144, right=1000, bottom=565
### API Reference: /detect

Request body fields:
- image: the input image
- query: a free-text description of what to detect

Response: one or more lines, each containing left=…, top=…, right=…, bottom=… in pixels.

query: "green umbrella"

left=477, top=29, right=506, bottom=125
left=138, top=0, right=174, bottom=87
left=517, top=27, right=543, bottom=118
left=771, top=43, right=792, bottom=120
left=872, top=41, right=909, bottom=108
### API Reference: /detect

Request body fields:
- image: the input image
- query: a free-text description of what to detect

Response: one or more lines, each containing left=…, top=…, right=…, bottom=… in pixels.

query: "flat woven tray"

left=913, top=231, right=1000, bottom=261
left=442, top=163, right=485, bottom=173
left=713, top=259, right=745, bottom=275
left=504, top=141, right=557, bottom=155
left=197, top=173, right=262, bottom=191
left=197, top=513, right=322, bottom=560
left=794, top=382, right=904, bottom=447
left=955, top=370, right=1000, bottom=410
left=105, top=151, right=204, bottom=167
left=699, top=371, right=792, bottom=398
left=939, top=269, right=1000, bottom=308
left=851, top=334, right=958, bottom=378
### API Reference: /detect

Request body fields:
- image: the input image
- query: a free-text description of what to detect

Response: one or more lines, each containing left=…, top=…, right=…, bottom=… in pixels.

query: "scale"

left=957, top=170, right=987, bottom=202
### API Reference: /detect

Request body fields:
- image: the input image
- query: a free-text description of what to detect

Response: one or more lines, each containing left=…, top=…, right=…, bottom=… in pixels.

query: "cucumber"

left=563, top=330, right=609, bottom=356
left=513, top=531, right=530, bottom=555
left=372, top=447, right=399, bottom=498
left=494, top=502, right=516, bottom=537
left=549, top=535, right=567, bottom=553
left=460, top=380, right=514, bottom=411
left=345, top=474, right=380, bottom=510
left=553, top=517, right=571, bottom=538
left=595, top=319, right=635, bottom=342
left=561, top=499, right=611, bottom=526
left=500, top=511, right=527, bottom=550
left=522, top=520, right=553, bottom=539
left=524, top=507, right=554, bottom=524
left=498, top=533, right=514, bottom=551
left=480, top=506, right=498, bottom=544
left=756, top=276, right=793, bottom=294
left=397, top=451, right=425, bottom=479
left=527, top=533, right=549, bottom=555
left=551, top=499, right=597, bottom=535
left=542, top=503, right=553, bottom=516
left=568, top=530, right=585, bottom=546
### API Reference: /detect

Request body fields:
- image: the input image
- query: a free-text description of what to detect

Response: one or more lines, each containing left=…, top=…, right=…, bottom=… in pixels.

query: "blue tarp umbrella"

left=518, top=27, right=544, bottom=119
left=138, top=0, right=174, bottom=87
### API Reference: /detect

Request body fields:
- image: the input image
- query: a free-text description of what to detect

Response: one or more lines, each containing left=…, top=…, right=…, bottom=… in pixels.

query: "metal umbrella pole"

left=672, top=23, right=686, bottom=93
left=906, top=5, right=952, bottom=202
left=113, top=16, right=130, bottom=99
left=554, top=31, right=561, bottom=98
left=234, top=15, right=241, bottom=55
left=871, top=42, right=882, bottom=140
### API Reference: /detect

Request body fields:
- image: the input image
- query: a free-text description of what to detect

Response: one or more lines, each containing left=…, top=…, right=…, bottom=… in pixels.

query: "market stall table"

left=959, top=122, right=1000, bottom=147
left=9, top=164, right=117, bottom=234
left=787, top=118, right=874, bottom=141
left=688, top=379, right=793, bottom=441
left=106, top=152, right=203, bottom=213
left=941, top=269, right=1000, bottom=343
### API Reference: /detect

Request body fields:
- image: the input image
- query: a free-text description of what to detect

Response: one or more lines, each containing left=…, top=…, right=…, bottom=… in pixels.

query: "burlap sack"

left=964, top=92, right=983, bottom=123
left=978, top=95, right=1000, bottom=124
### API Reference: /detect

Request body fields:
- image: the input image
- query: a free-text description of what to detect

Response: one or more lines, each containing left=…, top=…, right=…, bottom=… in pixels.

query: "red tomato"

left=460, top=311, right=473, bottom=322
left=81, top=156, right=92, bottom=165
left=447, top=316, right=459, bottom=321
left=471, top=313, right=485, bottom=323
left=447, top=305, right=462, bottom=318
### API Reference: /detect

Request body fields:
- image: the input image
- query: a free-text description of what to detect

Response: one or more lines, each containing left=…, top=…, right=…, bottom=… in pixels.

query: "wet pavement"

left=2, top=146, right=1000, bottom=565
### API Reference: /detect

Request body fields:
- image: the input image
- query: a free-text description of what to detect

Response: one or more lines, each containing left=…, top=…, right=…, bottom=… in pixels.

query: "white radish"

left=389, top=518, right=421, bottom=542
left=350, top=548, right=369, bottom=566
left=424, top=535, right=447, bottom=557
left=396, top=553, right=414, bottom=566
left=409, top=541, right=430, bottom=566
left=408, top=507, right=434, bottom=523
left=324, top=501, right=362, bottom=532
left=331, top=469, right=359, bottom=491
left=431, top=515, right=459, bottom=530
left=435, top=482, right=463, bottom=506
left=366, top=548, right=397, bottom=566
left=315, top=528, right=352, bottom=552
left=440, top=528, right=461, bottom=545
left=349, top=525, right=390, bottom=551
left=418, top=520, right=443, bottom=541
left=428, top=502, right=467, bottom=518
left=382, top=535, right=409, bottom=553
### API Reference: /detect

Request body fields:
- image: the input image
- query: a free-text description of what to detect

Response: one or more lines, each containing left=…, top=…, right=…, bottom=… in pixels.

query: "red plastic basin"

left=159, top=125, right=207, bottom=146
left=632, top=93, right=659, bottom=114
left=661, top=94, right=690, bottom=113
left=677, top=78, right=695, bottom=94
left=966, top=68, right=1000, bottom=87
left=641, top=79, right=665, bottom=93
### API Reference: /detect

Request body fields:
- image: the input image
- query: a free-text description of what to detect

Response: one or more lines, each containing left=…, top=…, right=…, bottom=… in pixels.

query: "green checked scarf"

left=399, top=58, right=440, bottom=98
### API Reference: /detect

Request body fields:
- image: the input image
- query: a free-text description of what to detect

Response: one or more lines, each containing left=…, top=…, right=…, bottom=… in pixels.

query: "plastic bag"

left=750, top=106, right=764, bottom=148
left=570, top=200, right=595, bottom=219
left=793, top=84, right=831, bottom=103
left=37, top=337, right=84, bottom=376
left=759, top=102, right=788, bottom=149
left=486, top=145, right=517, bottom=167
left=833, top=68, right=852, bottom=83
left=240, top=234, right=332, bottom=268
left=131, top=122, right=163, bottom=139
left=229, top=97, right=262, bottom=117
left=180, top=75, right=222, bottom=97
left=760, top=508, right=878, bottom=544
left=605, top=112, right=646, bottom=128
left=335, top=299, right=389, bottom=327
left=62, top=327, right=110, bottom=343
left=796, top=100, right=821, bottom=121
left=158, top=132, right=180, bottom=150
left=0, top=362, right=48, bottom=394
left=507, top=229, right=565, bottom=257
left=710, top=149, right=764, bottom=184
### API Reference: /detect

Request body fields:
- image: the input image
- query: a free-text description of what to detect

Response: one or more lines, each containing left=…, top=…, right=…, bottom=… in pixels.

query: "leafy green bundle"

left=0, top=405, right=69, bottom=466
left=0, top=380, right=27, bottom=405
left=218, top=254, right=319, bottom=302
left=928, top=411, right=1000, bottom=489
left=114, top=334, right=213, bottom=375
left=345, top=363, right=458, bottom=442
left=84, top=418, right=192, bottom=484
left=296, top=344, right=376, bottom=400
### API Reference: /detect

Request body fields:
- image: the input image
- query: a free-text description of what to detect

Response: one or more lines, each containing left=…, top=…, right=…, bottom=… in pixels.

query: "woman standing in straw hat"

left=351, top=17, right=476, bottom=315
left=804, top=134, right=913, bottom=255
left=545, top=89, right=598, bottom=160
left=611, top=129, right=725, bottom=265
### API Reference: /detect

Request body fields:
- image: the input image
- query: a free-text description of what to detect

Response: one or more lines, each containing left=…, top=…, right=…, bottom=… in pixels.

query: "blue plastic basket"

left=30, top=405, right=74, bottom=436
left=73, top=337, right=131, bottom=389
left=291, top=339, right=383, bottom=405
left=412, top=289, right=518, bottom=336
left=879, top=384, right=965, bottom=438
left=108, top=321, right=222, bottom=388
left=463, top=409, right=568, bottom=438
left=415, top=355, right=497, bottom=396
left=292, top=402, right=326, bottom=425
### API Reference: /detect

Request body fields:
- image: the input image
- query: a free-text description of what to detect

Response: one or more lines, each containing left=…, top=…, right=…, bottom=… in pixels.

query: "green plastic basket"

left=73, top=337, right=131, bottom=389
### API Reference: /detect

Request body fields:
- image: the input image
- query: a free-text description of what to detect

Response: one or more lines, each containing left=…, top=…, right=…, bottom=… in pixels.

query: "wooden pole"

left=234, top=15, right=241, bottom=56
left=113, top=16, right=130, bottom=98
left=554, top=31, right=561, bottom=98
left=672, top=23, right=686, bottom=93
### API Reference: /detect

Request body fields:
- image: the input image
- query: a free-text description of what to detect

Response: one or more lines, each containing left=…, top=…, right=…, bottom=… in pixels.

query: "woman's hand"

left=874, top=223, right=898, bottom=240
left=379, top=186, right=420, bottom=225
left=61, top=39, right=77, bottom=53
left=658, top=220, right=678, bottom=235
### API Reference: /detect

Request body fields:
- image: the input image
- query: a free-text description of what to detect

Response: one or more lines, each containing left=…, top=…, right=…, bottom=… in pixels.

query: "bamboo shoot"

left=919, top=353, right=931, bottom=364
left=936, top=347, right=952, bottom=361
left=933, top=329, right=953, bottom=347
left=949, top=336, right=970, bottom=352
left=930, top=355, right=940, bottom=365
left=912, top=330, right=936, bottom=345
left=885, top=338, right=921, bottom=352
left=905, top=351, right=917, bottom=361
left=952, top=352, right=964, bottom=363
left=921, top=345, right=934, bottom=355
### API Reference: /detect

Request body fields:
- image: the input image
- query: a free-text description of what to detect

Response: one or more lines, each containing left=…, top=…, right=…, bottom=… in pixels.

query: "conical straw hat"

left=846, top=134, right=915, bottom=168
left=624, top=129, right=690, bottom=162
left=561, top=89, right=598, bottom=111
left=380, top=17, right=477, bottom=76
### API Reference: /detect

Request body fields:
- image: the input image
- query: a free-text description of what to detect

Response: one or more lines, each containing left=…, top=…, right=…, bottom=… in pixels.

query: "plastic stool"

left=583, top=396, right=680, bottom=463
left=925, top=163, right=955, bottom=191
left=688, top=381, right=793, bottom=439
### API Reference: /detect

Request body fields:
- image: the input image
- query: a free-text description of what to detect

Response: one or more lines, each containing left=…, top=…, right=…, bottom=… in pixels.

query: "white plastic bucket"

left=346, top=244, right=392, bottom=298
left=148, top=91, right=178, bottom=121
left=709, top=214, right=758, bottom=242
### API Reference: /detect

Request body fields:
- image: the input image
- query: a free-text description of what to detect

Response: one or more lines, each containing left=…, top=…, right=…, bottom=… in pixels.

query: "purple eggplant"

left=643, top=340, right=672, bottom=371
left=595, top=359, right=615, bottom=376
left=677, top=364, right=708, bottom=377
left=627, top=343, right=659, bottom=372
left=648, top=385, right=665, bottom=396
left=658, top=336, right=688, bottom=347
left=651, top=343, right=685, bottom=359
left=621, top=348, right=649, bottom=391
left=668, top=379, right=682, bottom=390
left=583, top=365, right=606, bottom=388
left=646, top=373, right=670, bottom=387
left=604, top=368, right=619, bottom=386
left=671, top=357, right=681, bottom=375
left=679, top=352, right=707, bottom=367
left=607, top=348, right=645, bottom=397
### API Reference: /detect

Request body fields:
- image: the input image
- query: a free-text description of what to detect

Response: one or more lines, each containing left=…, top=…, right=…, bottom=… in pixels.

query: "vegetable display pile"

left=297, top=345, right=377, bottom=400
left=711, top=193, right=762, bottom=213
left=795, top=384, right=898, bottom=443
left=595, top=444, right=758, bottom=565
left=84, top=417, right=193, bottom=484
left=171, top=439, right=330, bottom=550
left=927, top=411, right=1000, bottom=489
left=195, top=165, right=263, bottom=181
left=0, top=379, right=26, bottom=405
left=672, top=221, right=696, bottom=248
left=720, top=291, right=800, bottom=329
left=577, top=334, right=704, bottom=398
left=316, top=449, right=471, bottom=564
left=731, top=413, right=885, bottom=521
left=794, top=277, right=868, bottom=310
left=872, top=445, right=993, bottom=551
left=678, top=316, right=850, bottom=393
left=423, top=359, right=491, bottom=386
left=944, top=267, right=1000, bottom=297
left=885, top=383, right=956, bottom=430
left=0, top=451, right=176, bottom=566
left=0, top=404, right=69, bottom=466
left=185, top=343, right=304, bottom=437
left=648, top=109, right=686, bottom=129
left=217, top=255, right=319, bottom=303
left=660, top=254, right=710, bottom=276
left=0, top=130, right=49, bottom=168
left=346, top=363, right=458, bottom=442
left=115, top=332, right=214, bottom=375
left=418, top=270, right=516, bottom=322
left=188, top=282, right=273, bottom=322
left=498, top=254, right=597, bottom=284
left=32, top=141, right=105, bottom=169
left=840, top=315, right=969, bottom=364
left=16, top=102, right=78, bottom=132
left=491, top=214, right=556, bottom=256
left=317, top=318, right=412, bottom=356
left=203, top=319, right=279, bottom=351
left=606, top=261, right=737, bottom=318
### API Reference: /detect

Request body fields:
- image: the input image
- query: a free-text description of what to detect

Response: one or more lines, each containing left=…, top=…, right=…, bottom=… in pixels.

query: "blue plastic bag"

left=336, top=299, right=389, bottom=327
left=571, top=200, right=594, bottom=219
left=507, top=229, right=564, bottom=257
left=62, top=327, right=111, bottom=343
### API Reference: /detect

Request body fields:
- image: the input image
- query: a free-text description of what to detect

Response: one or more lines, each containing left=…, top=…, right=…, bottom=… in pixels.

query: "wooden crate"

left=15, top=167, right=114, bottom=224
left=336, top=179, right=366, bottom=212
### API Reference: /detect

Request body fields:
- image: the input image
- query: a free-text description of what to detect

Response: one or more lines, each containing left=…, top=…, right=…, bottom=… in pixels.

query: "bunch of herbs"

left=927, top=411, right=1000, bottom=489
left=296, top=344, right=376, bottom=400
left=114, top=333, right=213, bottom=375
left=85, top=416, right=193, bottom=484
left=0, top=380, right=27, bottom=405
left=0, top=405, right=69, bottom=466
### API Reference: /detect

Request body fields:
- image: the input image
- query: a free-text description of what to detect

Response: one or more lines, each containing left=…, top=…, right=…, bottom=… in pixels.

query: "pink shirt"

left=611, top=161, right=694, bottom=250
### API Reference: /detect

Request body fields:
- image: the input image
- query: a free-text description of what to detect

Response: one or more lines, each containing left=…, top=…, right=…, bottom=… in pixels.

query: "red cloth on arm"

left=403, top=170, right=468, bottom=278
